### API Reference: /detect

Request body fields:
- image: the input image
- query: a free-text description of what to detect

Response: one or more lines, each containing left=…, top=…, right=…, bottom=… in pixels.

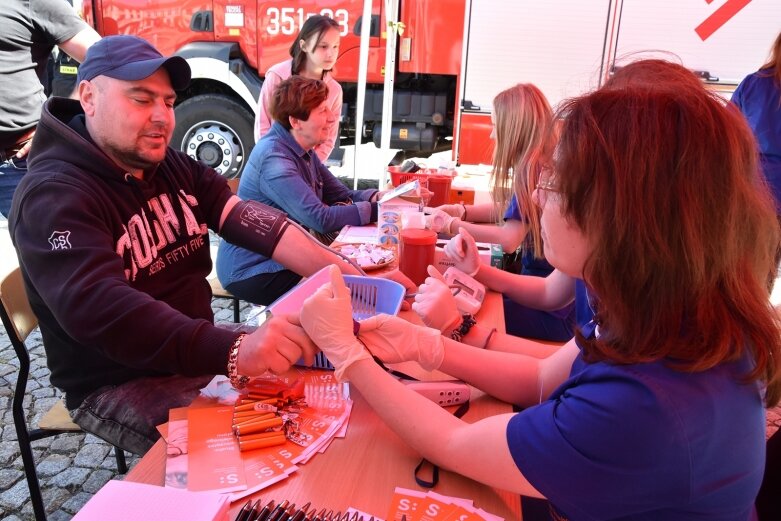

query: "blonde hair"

left=489, top=83, right=552, bottom=257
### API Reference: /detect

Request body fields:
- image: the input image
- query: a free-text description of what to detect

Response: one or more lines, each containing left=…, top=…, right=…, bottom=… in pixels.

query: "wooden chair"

left=0, top=267, right=127, bottom=521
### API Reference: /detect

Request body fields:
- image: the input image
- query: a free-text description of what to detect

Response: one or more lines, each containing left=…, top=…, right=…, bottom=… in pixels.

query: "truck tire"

left=172, top=94, right=254, bottom=179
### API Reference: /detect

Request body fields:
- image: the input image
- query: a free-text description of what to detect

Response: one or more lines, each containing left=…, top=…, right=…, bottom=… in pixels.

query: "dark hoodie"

left=9, top=97, right=240, bottom=409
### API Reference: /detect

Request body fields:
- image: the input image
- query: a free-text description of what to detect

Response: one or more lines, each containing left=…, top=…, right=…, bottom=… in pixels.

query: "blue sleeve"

left=731, top=77, right=747, bottom=110
left=503, top=194, right=522, bottom=221
left=258, top=152, right=368, bottom=233
left=506, top=366, right=690, bottom=519
left=317, top=160, right=377, bottom=205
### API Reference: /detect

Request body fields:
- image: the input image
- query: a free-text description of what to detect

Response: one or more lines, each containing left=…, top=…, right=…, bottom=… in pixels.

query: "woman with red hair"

left=298, top=61, right=781, bottom=519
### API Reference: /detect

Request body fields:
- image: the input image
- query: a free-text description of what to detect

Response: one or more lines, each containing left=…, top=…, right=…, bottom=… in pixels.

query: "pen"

left=287, top=501, right=311, bottom=521
left=235, top=499, right=253, bottom=521
left=267, top=500, right=290, bottom=521
left=303, top=506, right=318, bottom=521
left=312, top=507, right=327, bottom=521
left=253, top=499, right=276, bottom=521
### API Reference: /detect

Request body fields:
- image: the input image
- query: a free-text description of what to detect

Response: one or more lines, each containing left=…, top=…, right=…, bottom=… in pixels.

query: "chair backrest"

left=0, top=267, right=38, bottom=344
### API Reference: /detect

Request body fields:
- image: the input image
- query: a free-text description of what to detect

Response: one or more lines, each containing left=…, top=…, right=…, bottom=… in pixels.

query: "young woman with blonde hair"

left=426, top=83, right=575, bottom=341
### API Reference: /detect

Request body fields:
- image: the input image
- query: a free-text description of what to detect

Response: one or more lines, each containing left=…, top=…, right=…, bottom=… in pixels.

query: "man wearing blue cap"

left=7, top=35, right=365, bottom=455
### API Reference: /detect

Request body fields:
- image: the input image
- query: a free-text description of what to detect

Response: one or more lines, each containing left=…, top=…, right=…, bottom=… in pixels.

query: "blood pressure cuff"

left=220, top=200, right=290, bottom=258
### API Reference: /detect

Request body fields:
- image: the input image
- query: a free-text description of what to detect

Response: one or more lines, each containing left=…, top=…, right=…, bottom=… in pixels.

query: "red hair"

left=555, top=84, right=781, bottom=405
left=270, top=76, right=329, bottom=130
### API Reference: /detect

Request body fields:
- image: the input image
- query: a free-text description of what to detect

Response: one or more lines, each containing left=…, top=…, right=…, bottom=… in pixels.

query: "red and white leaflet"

left=164, top=407, right=189, bottom=490
left=187, top=405, right=247, bottom=494
left=231, top=451, right=298, bottom=501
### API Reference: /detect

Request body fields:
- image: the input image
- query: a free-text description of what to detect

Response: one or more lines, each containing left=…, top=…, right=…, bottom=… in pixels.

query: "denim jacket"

left=216, top=122, right=377, bottom=285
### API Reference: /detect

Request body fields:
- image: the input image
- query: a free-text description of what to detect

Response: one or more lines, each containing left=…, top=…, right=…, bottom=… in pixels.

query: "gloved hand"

left=375, top=268, right=416, bottom=310
left=432, top=204, right=466, bottom=219
left=412, top=265, right=462, bottom=334
left=297, top=265, right=372, bottom=381
left=444, top=227, right=481, bottom=276
left=424, top=207, right=460, bottom=235
left=358, top=313, right=445, bottom=371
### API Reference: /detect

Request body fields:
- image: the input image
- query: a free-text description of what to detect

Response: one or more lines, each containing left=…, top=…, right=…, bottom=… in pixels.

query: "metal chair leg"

left=114, top=446, right=128, bottom=474
left=232, top=297, right=240, bottom=323
left=15, top=423, right=48, bottom=521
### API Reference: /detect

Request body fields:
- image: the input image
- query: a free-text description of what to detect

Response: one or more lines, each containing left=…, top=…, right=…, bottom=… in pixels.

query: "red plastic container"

left=399, top=229, right=437, bottom=286
left=427, top=174, right=453, bottom=208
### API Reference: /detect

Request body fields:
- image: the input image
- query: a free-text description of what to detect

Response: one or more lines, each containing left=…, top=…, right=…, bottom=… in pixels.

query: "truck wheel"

left=172, top=94, right=254, bottom=179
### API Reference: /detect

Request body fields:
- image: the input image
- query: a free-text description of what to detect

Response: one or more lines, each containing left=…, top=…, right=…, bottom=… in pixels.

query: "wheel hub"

left=183, top=122, right=244, bottom=177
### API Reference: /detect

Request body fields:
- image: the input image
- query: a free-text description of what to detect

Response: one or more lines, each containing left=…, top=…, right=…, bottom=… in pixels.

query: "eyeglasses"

left=533, top=168, right=560, bottom=209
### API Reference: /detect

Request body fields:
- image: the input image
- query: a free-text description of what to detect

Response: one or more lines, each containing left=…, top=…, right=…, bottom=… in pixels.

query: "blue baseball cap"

left=77, top=35, right=191, bottom=90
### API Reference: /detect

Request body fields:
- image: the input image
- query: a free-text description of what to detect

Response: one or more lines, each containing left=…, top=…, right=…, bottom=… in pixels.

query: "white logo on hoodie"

left=48, top=231, right=72, bottom=250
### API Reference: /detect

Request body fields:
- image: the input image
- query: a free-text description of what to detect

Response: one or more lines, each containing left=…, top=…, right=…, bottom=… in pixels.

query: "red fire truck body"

left=79, top=0, right=780, bottom=177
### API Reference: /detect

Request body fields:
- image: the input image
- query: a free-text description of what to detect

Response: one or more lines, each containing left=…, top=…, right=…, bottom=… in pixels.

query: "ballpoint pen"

left=286, top=501, right=311, bottom=521
left=235, top=499, right=253, bottom=521
left=252, top=499, right=276, bottom=521
left=267, top=500, right=290, bottom=521
left=312, top=507, right=327, bottom=521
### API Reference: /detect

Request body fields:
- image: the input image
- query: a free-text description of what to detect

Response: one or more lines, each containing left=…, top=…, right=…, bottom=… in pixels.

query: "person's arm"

left=57, top=26, right=101, bottom=62
left=476, top=266, right=576, bottom=311
left=438, top=337, right=579, bottom=405
left=455, top=218, right=526, bottom=253
left=219, top=195, right=360, bottom=277
left=444, top=230, right=576, bottom=311
left=254, top=72, right=282, bottom=141
left=295, top=266, right=574, bottom=496
left=346, top=358, right=544, bottom=497
left=314, top=80, right=343, bottom=162
left=459, top=202, right=498, bottom=223
left=259, top=152, right=370, bottom=232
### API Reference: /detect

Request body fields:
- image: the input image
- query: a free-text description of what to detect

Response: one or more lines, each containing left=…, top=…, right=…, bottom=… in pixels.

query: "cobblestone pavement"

left=1, top=221, right=780, bottom=520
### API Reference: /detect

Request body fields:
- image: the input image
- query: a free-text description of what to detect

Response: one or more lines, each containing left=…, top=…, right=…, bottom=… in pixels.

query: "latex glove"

left=238, top=315, right=317, bottom=375
left=297, top=265, right=372, bottom=381
left=424, top=207, right=460, bottom=235
left=412, top=265, right=462, bottom=334
left=375, top=268, right=416, bottom=310
left=433, top=204, right=466, bottom=219
left=418, top=186, right=434, bottom=206
left=358, top=313, right=445, bottom=371
left=444, top=227, right=481, bottom=276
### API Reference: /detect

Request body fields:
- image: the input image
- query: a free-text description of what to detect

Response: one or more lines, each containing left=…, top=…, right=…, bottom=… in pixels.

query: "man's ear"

left=79, top=80, right=96, bottom=116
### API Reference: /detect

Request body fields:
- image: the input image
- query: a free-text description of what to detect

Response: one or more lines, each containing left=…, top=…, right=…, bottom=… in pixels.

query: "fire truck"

left=80, top=0, right=780, bottom=178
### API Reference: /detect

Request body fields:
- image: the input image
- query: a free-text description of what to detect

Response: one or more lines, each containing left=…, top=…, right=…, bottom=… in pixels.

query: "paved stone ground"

left=1, top=219, right=780, bottom=520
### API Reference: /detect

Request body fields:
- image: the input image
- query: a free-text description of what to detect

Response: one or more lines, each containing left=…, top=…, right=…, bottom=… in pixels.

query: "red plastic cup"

left=427, top=174, right=453, bottom=208
left=399, top=229, right=437, bottom=286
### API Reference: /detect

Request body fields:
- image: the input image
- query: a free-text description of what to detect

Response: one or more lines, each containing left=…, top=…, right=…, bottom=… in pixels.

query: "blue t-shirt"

left=504, top=194, right=554, bottom=276
left=506, top=343, right=765, bottom=520
left=732, top=70, right=781, bottom=210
